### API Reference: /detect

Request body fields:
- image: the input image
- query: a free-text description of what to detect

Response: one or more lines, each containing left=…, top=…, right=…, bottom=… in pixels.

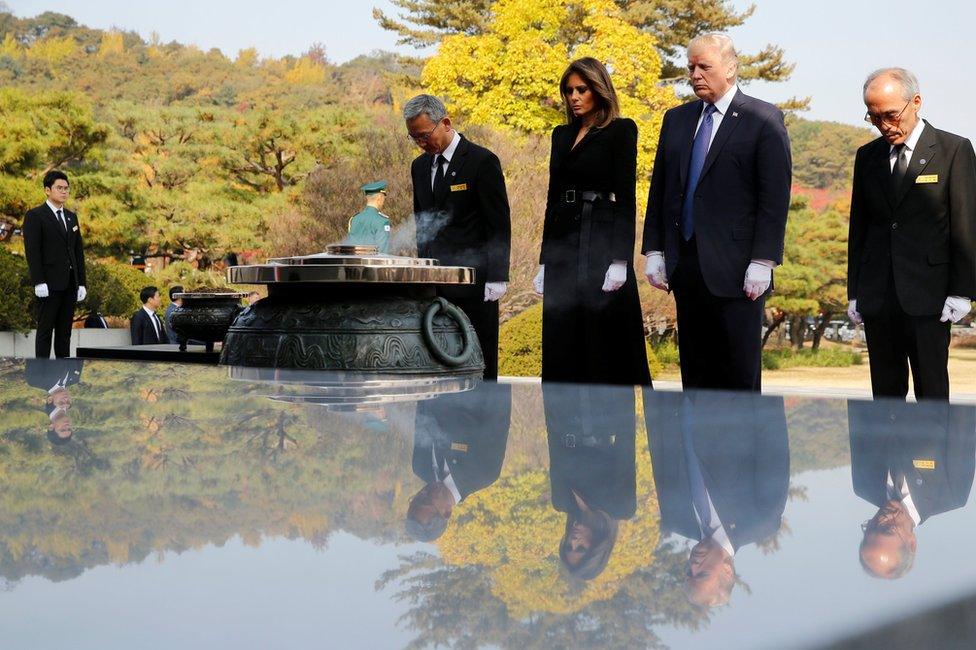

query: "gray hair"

left=863, top=67, right=920, bottom=101
left=402, top=94, right=448, bottom=122
left=688, top=33, right=739, bottom=76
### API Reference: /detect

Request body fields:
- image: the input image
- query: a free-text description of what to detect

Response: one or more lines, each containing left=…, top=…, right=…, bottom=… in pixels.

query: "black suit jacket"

left=849, top=400, right=975, bottom=524
left=410, top=134, right=511, bottom=284
left=848, top=122, right=976, bottom=316
left=22, top=203, right=87, bottom=291
left=25, top=358, right=84, bottom=391
left=130, top=308, right=169, bottom=345
left=412, top=383, right=511, bottom=500
left=645, top=390, right=790, bottom=550
left=642, top=90, right=792, bottom=297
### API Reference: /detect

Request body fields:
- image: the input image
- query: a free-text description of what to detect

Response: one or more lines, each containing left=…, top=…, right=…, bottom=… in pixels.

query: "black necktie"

left=891, top=144, right=908, bottom=194
left=433, top=154, right=446, bottom=195
left=56, top=209, right=67, bottom=232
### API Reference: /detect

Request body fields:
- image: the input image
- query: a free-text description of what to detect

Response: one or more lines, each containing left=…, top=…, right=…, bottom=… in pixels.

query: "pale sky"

left=7, top=0, right=974, bottom=141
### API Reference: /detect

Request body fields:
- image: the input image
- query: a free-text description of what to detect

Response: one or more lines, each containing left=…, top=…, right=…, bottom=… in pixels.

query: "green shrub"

left=762, top=347, right=862, bottom=370
left=652, top=339, right=680, bottom=367
left=84, top=260, right=151, bottom=318
left=498, top=303, right=662, bottom=378
left=0, top=246, right=35, bottom=332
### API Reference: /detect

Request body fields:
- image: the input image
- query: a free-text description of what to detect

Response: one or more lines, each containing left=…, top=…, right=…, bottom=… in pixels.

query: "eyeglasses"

left=864, top=100, right=911, bottom=127
left=408, top=121, right=442, bottom=144
left=51, top=185, right=70, bottom=193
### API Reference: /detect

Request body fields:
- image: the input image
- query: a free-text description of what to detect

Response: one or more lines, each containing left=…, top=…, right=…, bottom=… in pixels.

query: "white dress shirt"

left=143, top=305, right=162, bottom=340
left=46, top=199, right=67, bottom=230
left=890, top=119, right=926, bottom=171
left=431, top=130, right=462, bottom=190
left=431, top=445, right=462, bottom=504
left=694, top=84, right=739, bottom=151
left=887, top=471, right=922, bottom=526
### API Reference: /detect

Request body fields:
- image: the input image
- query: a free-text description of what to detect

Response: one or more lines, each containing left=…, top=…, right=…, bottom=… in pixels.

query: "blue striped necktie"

left=681, top=103, right=717, bottom=241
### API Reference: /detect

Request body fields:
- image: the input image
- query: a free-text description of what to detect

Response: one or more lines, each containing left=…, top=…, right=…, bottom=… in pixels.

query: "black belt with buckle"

left=561, top=190, right=615, bottom=203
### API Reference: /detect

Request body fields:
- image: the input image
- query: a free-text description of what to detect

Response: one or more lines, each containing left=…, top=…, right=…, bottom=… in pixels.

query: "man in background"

left=347, top=180, right=392, bottom=253
left=130, top=286, right=169, bottom=345
left=23, top=170, right=88, bottom=358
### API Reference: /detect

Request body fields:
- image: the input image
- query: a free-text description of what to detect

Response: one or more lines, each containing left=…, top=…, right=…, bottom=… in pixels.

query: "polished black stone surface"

left=1, top=357, right=975, bottom=649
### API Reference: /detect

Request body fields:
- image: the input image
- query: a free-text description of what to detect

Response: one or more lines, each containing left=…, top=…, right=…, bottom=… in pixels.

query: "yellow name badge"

left=916, top=174, right=939, bottom=184
left=450, top=442, right=468, bottom=452
left=913, top=459, right=936, bottom=470
left=450, top=183, right=468, bottom=192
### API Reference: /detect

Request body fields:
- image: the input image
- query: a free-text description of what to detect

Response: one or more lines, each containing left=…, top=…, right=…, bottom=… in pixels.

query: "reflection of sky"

left=0, top=533, right=425, bottom=649
left=657, top=468, right=976, bottom=649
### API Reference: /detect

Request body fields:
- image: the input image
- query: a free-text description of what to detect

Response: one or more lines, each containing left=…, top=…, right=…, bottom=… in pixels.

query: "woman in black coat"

left=534, top=57, right=652, bottom=385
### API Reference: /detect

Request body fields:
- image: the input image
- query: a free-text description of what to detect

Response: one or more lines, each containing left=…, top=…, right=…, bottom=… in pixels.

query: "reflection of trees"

left=0, top=361, right=417, bottom=584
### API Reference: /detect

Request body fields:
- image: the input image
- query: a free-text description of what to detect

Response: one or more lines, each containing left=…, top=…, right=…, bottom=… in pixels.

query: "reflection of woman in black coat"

left=534, top=58, right=651, bottom=385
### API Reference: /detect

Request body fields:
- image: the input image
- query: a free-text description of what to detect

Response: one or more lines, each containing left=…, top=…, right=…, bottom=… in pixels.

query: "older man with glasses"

left=848, top=68, right=976, bottom=401
left=403, top=94, right=512, bottom=380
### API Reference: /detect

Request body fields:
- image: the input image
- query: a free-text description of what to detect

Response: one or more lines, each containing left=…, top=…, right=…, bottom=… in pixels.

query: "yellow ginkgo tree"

left=421, top=0, right=678, bottom=199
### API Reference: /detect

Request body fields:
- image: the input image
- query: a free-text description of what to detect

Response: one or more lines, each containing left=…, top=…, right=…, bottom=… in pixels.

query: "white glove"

left=484, top=281, right=508, bottom=302
left=76, top=285, right=87, bottom=302
left=533, top=265, right=545, bottom=295
left=847, top=300, right=862, bottom=326
left=601, top=261, right=627, bottom=292
left=34, top=283, right=49, bottom=298
left=743, top=261, right=772, bottom=301
left=940, top=296, right=972, bottom=324
left=644, top=252, right=668, bottom=291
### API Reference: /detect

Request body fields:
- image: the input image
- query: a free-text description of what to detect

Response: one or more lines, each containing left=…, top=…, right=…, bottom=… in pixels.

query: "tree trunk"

left=762, top=312, right=787, bottom=349
left=811, top=310, right=832, bottom=351
left=789, top=316, right=807, bottom=350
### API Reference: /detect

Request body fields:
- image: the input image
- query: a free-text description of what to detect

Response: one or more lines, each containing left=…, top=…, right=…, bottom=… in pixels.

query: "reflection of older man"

left=47, top=406, right=74, bottom=445
left=849, top=400, right=975, bottom=579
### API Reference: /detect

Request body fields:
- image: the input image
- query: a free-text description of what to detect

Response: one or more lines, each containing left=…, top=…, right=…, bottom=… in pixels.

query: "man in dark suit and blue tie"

left=642, top=34, right=792, bottom=391
left=130, top=286, right=170, bottom=345
left=22, top=170, right=88, bottom=359
left=847, top=68, right=976, bottom=400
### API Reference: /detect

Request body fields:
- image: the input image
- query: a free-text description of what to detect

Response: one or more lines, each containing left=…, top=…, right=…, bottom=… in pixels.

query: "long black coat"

left=540, top=118, right=650, bottom=385
left=848, top=122, right=976, bottom=316
left=23, top=203, right=87, bottom=291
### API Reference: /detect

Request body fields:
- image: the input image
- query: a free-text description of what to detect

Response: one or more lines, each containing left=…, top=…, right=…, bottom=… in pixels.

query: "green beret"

left=361, top=180, right=388, bottom=195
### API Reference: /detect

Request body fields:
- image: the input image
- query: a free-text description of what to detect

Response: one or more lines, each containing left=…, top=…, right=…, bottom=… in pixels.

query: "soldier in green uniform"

left=347, top=180, right=391, bottom=253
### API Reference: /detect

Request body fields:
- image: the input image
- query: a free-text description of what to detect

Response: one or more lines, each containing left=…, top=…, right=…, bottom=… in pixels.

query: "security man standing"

left=347, top=180, right=392, bottom=253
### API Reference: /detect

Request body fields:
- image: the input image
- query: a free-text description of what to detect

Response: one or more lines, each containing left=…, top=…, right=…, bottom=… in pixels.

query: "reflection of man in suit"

left=544, top=384, right=637, bottom=580
left=25, top=358, right=84, bottom=445
left=642, top=33, right=792, bottom=391
left=404, top=94, right=512, bottom=380
left=22, top=170, right=88, bottom=358
left=406, top=383, right=512, bottom=541
left=848, top=69, right=976, bottom=400
left=646, top=390, right=789, bottom=606
left=849, top=400, right=975, bottom=579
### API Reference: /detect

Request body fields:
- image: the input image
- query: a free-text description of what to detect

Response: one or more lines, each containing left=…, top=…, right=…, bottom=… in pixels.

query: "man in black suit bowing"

left=642, top=34, right=792, bottom=391
left=848, top=68, right=976, bottom=401
left=22, top=170, right=87, bottom=358
left=130, top=286, right=170, bottom=345
left=404, top=94, right=512, bottom=380
left=849, top=399, right=975, bottom=579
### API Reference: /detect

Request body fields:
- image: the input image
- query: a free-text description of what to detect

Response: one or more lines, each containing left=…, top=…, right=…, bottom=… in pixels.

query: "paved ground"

left=503, top=348, right=976, bottom=403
